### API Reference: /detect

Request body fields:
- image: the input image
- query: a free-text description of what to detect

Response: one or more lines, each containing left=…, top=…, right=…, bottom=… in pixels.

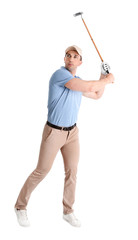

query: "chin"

left=67, top=66, right=74, bottom=71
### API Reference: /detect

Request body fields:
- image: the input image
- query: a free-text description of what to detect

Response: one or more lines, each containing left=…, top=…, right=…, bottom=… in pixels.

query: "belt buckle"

left=63, top=127, right=67, bottom=131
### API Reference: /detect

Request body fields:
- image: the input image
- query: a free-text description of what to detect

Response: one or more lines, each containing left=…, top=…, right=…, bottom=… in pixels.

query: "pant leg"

left=60, top=126, right=80, bottom=214
left=15, top=124, right=66, bottom=210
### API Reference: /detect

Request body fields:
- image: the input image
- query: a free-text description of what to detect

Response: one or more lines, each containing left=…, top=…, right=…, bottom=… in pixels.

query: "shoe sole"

left=63, top=216, right=81, bottom=227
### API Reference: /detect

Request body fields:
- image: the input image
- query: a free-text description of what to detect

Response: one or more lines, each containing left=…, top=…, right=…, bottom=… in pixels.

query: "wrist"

left=100, top=73, right=106, bottom=80
left=101, top=78, right=110, bottom=85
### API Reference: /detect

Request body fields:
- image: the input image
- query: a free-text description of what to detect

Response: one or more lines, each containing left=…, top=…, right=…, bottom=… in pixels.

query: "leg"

left=15, top=124, right=64, bottom=210
left=61, top=127, right=80, bottom=214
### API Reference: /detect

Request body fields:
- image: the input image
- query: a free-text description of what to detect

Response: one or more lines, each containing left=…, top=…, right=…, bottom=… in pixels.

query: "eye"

left=74, top=55, right=79, bottom=59
left=66, top=54, right=71, bottom=58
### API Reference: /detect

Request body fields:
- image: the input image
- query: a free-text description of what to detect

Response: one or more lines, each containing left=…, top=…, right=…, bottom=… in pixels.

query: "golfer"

left=14, top=45, right=114, bottom=227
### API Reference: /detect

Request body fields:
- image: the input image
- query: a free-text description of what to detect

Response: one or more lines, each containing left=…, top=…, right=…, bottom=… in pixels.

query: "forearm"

left=65, top=73, right=114, bottom=92
left=95, top=74, right=106, bottom=97
left=89, top=75, right=109, bottom=92
left=82, top=74, right=106, bottom=99
left=83, top=86, right=105, bottom=99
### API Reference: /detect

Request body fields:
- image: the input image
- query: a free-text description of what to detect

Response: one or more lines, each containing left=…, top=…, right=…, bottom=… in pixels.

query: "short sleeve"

left=50, top=67, right=74, bottom=87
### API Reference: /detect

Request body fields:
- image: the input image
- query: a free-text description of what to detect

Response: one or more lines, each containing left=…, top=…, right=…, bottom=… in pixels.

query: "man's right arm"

left=65, top=73, right=114, bottom=92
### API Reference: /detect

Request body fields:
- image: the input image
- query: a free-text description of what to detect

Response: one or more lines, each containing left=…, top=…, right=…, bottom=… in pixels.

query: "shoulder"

left=52, top=67, right=72, bottom=79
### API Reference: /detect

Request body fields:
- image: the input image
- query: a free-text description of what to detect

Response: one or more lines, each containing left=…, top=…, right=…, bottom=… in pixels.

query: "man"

left=14, top=45, right=114, bottom=227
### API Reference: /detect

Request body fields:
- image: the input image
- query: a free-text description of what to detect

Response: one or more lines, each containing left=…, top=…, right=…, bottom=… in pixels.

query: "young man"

left=14, top=45, right=114, bottom=227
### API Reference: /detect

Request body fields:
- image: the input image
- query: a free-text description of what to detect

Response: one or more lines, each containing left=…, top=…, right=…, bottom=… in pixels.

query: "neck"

left=70, top=70, right=76, bottom=77
left=65, top=67, right=77, bottom=77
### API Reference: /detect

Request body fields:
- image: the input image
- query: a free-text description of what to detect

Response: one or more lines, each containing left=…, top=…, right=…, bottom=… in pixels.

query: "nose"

left=69, top=56, right=74, bottom=61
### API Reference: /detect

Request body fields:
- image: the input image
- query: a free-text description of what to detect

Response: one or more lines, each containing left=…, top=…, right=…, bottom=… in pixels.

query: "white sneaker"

left=63, top=213, right=81, bottom=227
left=14, top=208, right=30, bottom=227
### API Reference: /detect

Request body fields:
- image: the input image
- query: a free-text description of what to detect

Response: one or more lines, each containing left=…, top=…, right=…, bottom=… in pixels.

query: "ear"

left=78, top=61, right=82, bottom=66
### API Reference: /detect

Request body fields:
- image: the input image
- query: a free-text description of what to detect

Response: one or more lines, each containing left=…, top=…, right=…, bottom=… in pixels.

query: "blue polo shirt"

left=47, top=66, right=82, bottom=127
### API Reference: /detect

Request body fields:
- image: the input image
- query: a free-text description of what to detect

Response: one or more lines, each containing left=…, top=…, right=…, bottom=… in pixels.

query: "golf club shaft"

left=82, top=17, right=103, bottom=62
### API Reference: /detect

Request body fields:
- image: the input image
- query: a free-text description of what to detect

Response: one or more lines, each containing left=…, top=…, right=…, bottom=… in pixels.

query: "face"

left=64, top=50, right=82, bottom=74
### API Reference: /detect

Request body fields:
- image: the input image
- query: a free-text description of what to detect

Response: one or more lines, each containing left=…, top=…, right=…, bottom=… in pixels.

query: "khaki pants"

left=15, top=123, right=80, bottom=214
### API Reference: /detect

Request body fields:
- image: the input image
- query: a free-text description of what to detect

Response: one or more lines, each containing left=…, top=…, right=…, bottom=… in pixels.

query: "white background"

left=0, top=0, right=138, bottom=239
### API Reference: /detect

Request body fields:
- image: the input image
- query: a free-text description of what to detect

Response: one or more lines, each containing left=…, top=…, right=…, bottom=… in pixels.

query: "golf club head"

left=73, top=12, right=83, bottom=17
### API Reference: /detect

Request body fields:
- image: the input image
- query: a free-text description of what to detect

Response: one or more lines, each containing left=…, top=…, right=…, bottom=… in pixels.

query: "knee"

left=32, top=167, right=50, bottom=180
left=65, top=168, right=77, bottom=181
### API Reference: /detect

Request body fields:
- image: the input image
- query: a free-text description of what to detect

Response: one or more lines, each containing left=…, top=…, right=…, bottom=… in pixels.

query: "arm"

left=82, top=74, right=106, bottom=99
left=65, top=73, right=114, bottom=93
left=82, top=87, right=105, bottom=99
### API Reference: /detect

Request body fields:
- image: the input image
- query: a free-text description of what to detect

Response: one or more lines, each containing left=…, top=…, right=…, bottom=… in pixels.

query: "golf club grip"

left=82, top=18, right=103, bottom=62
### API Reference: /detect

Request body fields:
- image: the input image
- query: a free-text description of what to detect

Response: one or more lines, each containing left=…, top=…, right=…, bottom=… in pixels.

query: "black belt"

left=47, top=121, right=76, bottom=131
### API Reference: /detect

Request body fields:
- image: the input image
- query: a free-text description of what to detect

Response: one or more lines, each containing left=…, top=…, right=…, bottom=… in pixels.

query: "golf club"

left=74, top=12, right=110, bottom=74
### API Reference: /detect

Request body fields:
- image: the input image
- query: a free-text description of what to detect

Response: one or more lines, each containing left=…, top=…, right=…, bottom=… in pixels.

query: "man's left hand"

left=101, top=62, right=110, bottom=75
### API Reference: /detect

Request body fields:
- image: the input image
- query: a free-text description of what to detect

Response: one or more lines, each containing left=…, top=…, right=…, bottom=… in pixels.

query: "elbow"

left=96, top=94, right=103, bottom=100
left=95, top=96, right=101, bottom=100
left=94, top=92, right=102, bottom=100
left=94, top=95, right=100, bottom=100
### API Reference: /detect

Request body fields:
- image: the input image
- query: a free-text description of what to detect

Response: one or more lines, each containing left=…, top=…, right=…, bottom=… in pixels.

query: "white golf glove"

left=101, top=62, right=110, bottom=75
